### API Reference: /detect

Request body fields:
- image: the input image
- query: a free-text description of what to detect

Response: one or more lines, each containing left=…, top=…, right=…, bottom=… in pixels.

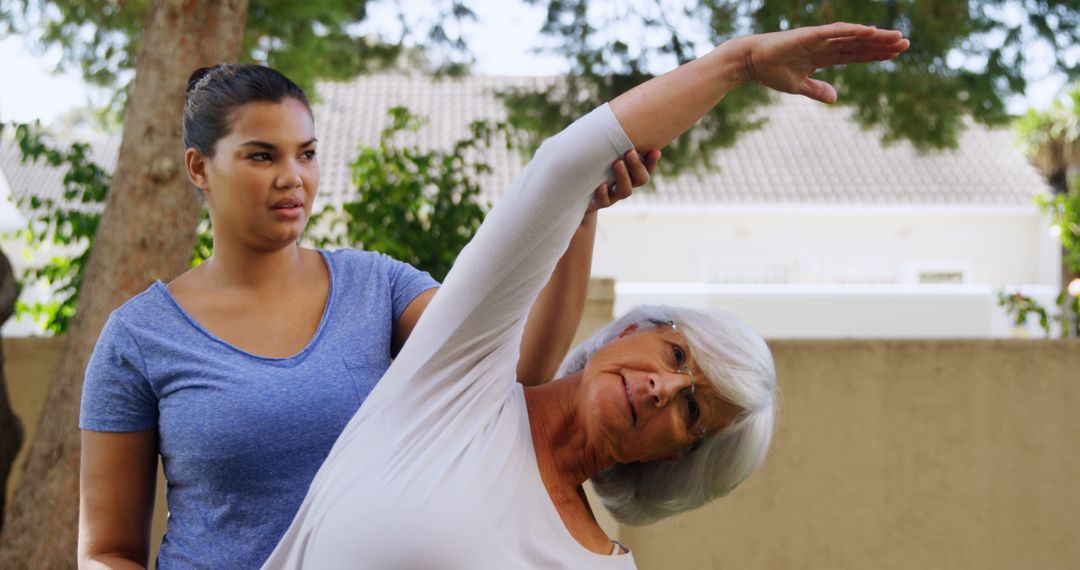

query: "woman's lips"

left=271, top=197, right=304, bottom=219
left=272, top=197, right=303, bottom=209
left=623, top=377, right=637, bottom=426
left=271, top=204, right=304, bottom=220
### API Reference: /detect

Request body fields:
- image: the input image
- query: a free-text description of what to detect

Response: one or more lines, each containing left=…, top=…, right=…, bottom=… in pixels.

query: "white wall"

left=595, top=205, right=1062, bottom=338
left=615, top=283, right=1060, bottom=339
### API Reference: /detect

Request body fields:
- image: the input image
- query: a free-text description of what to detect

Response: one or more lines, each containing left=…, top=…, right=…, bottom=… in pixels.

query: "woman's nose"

left=275, top=160, right=303, bottom=188
left=647, top=370, right=692, bottom=406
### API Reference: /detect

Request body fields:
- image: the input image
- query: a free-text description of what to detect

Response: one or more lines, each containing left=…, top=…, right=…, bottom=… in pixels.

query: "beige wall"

left=624, top=339, right=1080, bottom=570
left=7, top=312, right=1080, bottom=569
left=4, top=336, right=64, bottom=501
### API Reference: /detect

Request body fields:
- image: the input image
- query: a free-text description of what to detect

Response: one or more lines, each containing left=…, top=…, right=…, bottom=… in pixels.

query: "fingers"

left=815, top=25, right=909, bottom=68
left=824, top=36, right=910, bottom=52
left=834, top=49, right=906, bottom=66
left=818, top=22, right=904, bottom=44
left=611, top=158, right=635, bottom=199
left=589, top=183, right=614, bottom=212
left=799, top=77, right=837, bottom=104
left=814, top=24, right=909, bottom=64
left=623, top=150, right=652, bottom=187
left=643, top=149, right=660, bottom=174
left=586, top=150, right=662, bottom=214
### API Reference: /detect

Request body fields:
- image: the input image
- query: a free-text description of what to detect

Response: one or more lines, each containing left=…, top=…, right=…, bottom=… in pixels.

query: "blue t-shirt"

left=79, top=248, right=438, bottom=569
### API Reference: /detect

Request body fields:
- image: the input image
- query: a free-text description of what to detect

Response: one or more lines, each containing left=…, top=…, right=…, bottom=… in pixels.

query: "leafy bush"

left=3, top=107, right=506, bottom=331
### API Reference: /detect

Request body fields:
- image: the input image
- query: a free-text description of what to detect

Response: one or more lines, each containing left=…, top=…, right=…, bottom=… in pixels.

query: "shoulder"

left=89, top=283, right=175, bottom=364
left=95, top=281, right=199, bottom=362
left=324, top=247, right=429, bottom=280
left=326, top=247, right=395, bottom=267
left=107, top=282, right=173, bottom=330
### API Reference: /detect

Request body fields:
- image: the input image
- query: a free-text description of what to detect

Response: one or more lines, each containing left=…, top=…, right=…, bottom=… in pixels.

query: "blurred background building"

left=1, top=74, right=1057, bottom=338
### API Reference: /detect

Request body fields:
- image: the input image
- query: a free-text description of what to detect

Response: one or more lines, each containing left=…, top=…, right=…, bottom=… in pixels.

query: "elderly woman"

left=263, top=23, right=908, bottom=568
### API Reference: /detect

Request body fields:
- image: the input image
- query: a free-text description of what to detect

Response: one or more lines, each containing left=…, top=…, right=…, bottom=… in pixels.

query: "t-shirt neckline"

left=516, top=384, right=634, bottom=562
left=152, top=248, right=336, bottom=364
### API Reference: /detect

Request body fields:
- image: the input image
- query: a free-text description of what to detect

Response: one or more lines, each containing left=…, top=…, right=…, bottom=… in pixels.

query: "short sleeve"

left=381, top=254, right=439, bottom=322
left=80, top=314, right=158, bottom=432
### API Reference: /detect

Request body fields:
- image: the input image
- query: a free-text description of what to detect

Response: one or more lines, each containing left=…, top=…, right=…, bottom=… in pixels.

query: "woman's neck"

left=198, top=237, right=308, bottom=291
left=524, top=373, right=614, bottom=489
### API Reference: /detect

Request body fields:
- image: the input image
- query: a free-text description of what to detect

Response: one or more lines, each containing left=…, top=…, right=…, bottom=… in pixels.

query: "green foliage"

left=508, top=0, right=1080, bottom=174
left=507, top=0, right=769, bottom=174
left=1, top=122, right=215, bottom=333
left=1037, top=188, right=1080, bottom=276
left=190, top=207, right=214, bottom=268
left=310, top=107, right=506, bottom=281
left=3, top=104, right=504, bottom=331
left=998, top=175, right=1080, bottom=339
left=1015, top=84, right=1080, bottom=194
left=1006, top=84, right=1080, bottom=338
left=0, top=0, right=476, bottom=114
left=1, top=122, right=108, bottom=333
left=996, top=290, right=1053, bottom=337
left=11, top=0, right=1080, bottom=334
left=0, top=1, right=480, bottom=332
left=996, top=288, right=1080, bottom=339
left=10, top=1, right=1080, bottom=167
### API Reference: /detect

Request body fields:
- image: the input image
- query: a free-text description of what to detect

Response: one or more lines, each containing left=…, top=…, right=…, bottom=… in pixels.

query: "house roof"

left=0, top=132, right=118, bottom=214
left=0, top=73, right=1049, bottom=216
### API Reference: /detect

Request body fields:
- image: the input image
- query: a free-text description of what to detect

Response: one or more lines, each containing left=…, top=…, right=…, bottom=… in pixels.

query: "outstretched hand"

left=741, top=23, right=909, bottom=104
left=586, top=149, right=661, bottom=215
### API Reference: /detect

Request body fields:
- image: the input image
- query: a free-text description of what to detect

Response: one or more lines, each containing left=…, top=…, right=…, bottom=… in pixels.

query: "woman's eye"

left=672, top=344, right=686, bottom=366
left=685, top=392, right=700, bottom=425
left=303, top=150, right=317, bottom=160
left=250, top=152, right=272, bottom=162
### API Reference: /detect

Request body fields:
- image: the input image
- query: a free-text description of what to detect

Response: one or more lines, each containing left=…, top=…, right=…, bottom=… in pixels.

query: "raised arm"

left=610, top=23, right=909, bottom=150
left=393, top=152, right=657, bottom=385
left=517, top=150, right=658, bottom=386
left=515, top=24, right=906, bottom=384
left=367, top=22, right=908, bottom=413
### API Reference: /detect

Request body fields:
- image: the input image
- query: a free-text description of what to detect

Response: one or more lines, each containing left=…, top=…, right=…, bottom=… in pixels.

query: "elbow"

left=79, top=552, right=148, bottom=570
left=79, top=530, right=149, bottom=570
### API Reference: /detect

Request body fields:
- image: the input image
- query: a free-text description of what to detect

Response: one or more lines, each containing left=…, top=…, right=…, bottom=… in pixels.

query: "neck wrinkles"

left=525, top=373, right=615, bottom=488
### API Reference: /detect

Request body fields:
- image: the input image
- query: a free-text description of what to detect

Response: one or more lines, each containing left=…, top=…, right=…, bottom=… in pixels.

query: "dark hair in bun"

left=185, top=66, right=216, bottom=98
left=182, top=63, right=311, bottom=157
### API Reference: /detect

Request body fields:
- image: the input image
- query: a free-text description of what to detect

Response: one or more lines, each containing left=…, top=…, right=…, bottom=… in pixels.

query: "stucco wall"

left=6, top=326, right=1079, bottom=568
left=623, top=339, right=1080, bottom=570
left=4, top=336, right=63, bottom=501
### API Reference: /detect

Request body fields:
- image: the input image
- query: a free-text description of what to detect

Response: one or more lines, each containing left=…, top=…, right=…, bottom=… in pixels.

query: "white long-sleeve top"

left=261, top=104, right=637, bottom=569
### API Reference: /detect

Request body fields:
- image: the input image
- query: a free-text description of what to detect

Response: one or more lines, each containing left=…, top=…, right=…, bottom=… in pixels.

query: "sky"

left=0, top=1, right=1070, bottom=126
left=0, top=1, right=568, bottom=125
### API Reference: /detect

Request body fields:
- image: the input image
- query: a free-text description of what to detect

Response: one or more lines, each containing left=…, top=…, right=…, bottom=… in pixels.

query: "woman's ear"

left=617, top=323, right=640, bottom=338
left=185, top=148, right=210, bottom=192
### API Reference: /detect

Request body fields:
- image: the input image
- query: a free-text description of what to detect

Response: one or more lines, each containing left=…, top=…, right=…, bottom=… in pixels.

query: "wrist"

left=579, top=210, right=598, bottom=229
left=709, top=37, right=756, bottom=90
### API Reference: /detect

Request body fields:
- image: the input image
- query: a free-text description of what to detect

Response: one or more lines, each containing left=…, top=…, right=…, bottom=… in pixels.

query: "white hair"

left=559, top=305, right=777, bottom=525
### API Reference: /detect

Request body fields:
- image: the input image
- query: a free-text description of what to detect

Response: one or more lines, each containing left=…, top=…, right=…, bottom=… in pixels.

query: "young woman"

left=262, top=23, right=909, bottom=568
left=77, top=65, right=657, bottom=568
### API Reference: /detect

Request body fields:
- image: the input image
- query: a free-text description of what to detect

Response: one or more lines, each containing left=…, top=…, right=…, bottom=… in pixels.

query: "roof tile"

left=1, top=74, right=1050, bottom=215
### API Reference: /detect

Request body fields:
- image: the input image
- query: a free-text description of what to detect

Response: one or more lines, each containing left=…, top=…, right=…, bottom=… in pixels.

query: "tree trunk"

left=0, top=0, right=248, bottom=565
left=0, top=250, right=23, bottom=536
